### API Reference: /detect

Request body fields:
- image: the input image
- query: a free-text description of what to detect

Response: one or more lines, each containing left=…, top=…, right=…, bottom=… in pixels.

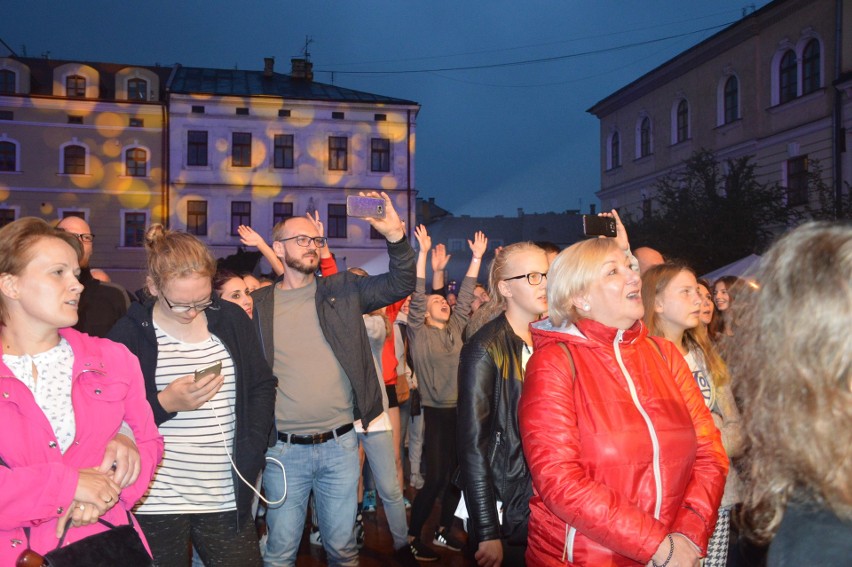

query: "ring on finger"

left=78, top=504, right=85, bottom=511
left=104, top=496, right=113, bottom=504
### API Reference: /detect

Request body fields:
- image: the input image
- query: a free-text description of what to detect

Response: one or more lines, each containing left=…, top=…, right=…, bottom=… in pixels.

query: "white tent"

left=702, top=254, right=762, bottom=282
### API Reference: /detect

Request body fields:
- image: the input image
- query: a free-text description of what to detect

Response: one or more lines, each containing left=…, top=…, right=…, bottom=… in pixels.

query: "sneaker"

left=403, top=497, right=412, bottom=509
left=432, top=528, right=464, bottom=551
left=393, top=544, right=419, bottom=567
left=362, top=489, right=377, bottom=513
left=410, top=472, right=425, bottom=490
left=309, top=528, right=322, bottom=547
left=407, top=539, right=438, bottom=562
left=354, top=513, right=365, bottom=549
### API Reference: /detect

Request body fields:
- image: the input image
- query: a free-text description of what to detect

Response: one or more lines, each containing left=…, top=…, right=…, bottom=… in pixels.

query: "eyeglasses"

left=504, top=272, right=547, bottom=285
left=276, top=235, right=328, bottom=248
left=57, top=228, right=95, bottom=242
left=160, top=293, right=217, bottom=313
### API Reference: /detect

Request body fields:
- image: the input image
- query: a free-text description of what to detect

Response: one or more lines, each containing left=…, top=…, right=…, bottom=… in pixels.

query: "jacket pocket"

left=77, top=372, right=130, bottom=402
left=502, top=475, right=533, bottom=546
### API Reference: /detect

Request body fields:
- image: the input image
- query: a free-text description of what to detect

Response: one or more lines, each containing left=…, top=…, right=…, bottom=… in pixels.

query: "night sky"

left=3, top=0, right=771, bottom=217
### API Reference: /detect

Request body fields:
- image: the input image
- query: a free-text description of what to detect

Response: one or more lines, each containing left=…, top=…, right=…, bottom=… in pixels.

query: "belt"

left=277, top=423, right=354, bottom=445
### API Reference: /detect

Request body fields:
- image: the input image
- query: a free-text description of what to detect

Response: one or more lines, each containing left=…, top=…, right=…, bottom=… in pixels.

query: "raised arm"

left=306, top=210, right=338, bottom=276
left=238, top=225, right=285, bottom=276
left=407, top=224, right=432, bottom=329
left=431, top=243, right=450, bottom=292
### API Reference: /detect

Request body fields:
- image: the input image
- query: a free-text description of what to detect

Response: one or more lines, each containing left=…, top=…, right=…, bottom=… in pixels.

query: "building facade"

left=588, top=0, right=852, bottom=221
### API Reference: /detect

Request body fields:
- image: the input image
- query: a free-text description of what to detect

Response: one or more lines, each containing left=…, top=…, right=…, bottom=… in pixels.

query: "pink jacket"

left=0, top=328, right=164, bottom=566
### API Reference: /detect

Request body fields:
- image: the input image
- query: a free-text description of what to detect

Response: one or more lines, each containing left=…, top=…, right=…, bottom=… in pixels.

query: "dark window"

left=187, top=130, right=208, bottom=166
left=328, top=136, right=347, bottom=171
left=187, top=200, right=208, bottom=236
left=327, top=204, right=347, bottom=238
left=332, top=111, right=344, bottom=120
left=66, top=75, right=86, bottom=97
left=274, top=134, right=294, bottom=169
left=786, top=156, right=809, bottom=206
left=0, top=111, right=12, bottom=121
left=0, top=141, right=15, bottom=172
left=0, top=69, right=15, bottom=94
left=0, top=208, right=16, bottom=227
left=374, top=113, right=387, bottom=121
left=779, top=50, right=797, bottom=104
left=273, top=202, right=293, bottom=225
left=127, top=78, right=147, bottom=101
left=278, top=109, right=291, bottom=117
left=610, top=132, right=620, bottom=169
left=232, top=132, right=252, bottom=167
left=125, top=148, right=147, bottom=177
left=724, top=76, right=739, bottom=124
left=639, top=117, right=651, bottom=157
left=191, top=105, right=205, bottom=114
left=63, top=145, right=86, bottom=174
left=676, top=100, right=689, bottom=143
left=802, top=40, right=820, bottom=95
left=124, top=212, right=146, bottom=247
left=129, top=118, right=143, bottom=127
left=236, top=108, right=249, bottom=115
left=370, top=138, right=390, bottom=172
left=63, top=211, right=85, bottom=220
left=68, top=116, right=83, bottom=125
left=231, top=201, right=251, bottom=235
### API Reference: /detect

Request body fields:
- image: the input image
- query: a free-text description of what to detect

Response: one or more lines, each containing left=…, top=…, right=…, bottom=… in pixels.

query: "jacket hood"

left=531, top=317, right=646, bottom=351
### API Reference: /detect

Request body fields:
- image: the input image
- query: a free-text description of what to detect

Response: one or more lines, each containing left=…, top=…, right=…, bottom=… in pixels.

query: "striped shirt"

left=135, top=323, right=237, bottom=515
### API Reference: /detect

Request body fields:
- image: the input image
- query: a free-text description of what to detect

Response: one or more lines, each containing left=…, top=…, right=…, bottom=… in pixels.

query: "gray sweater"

left=406, top=275, right=475, bottom=408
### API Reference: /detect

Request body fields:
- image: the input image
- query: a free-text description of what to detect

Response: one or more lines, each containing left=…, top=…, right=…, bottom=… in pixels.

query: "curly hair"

left=729, top=222, right=852, bottom=543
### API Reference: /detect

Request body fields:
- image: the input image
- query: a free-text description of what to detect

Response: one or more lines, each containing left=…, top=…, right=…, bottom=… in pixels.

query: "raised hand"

left=360, top=191, right=405, bottom=242
left=599, top=209, right=629, bottom=251
left=237, top=225, right=266, bottom=248
left=468, top=231, right=488, bottom=259
left=306, top=210, right=325, bottom=238
left=414, top=224, right=432, bottom=254
left=431, top=243, right=451, bottom=272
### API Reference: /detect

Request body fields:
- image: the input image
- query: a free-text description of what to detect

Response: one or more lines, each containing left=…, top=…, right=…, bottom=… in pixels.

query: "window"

left=231, top=132, right=252, bottom=167
left=332, top=112, right=345, bottom=120
left=66, top=75, right=86, bottom=98
left=786, top=156, right=809, bottom=206
left=0, top=69, right=15, bottom=94
left=191, top=105, right=205, bottom=114
left=0, top=141, right=15, bottom=172
left=274, top=134, right=294, bottom=169
left=328, top=136, right=348, bottom=171
left=370, top=138, right=390, bottom=172
left=123, top=212, right=147, bottom=247
left=639, top=117, right=651, bottom=158
left=273, top=202, right=293, bottom=225
left=127, top=78, right=147, bottom=101
left=802, top=39, right=820, bottom=95
left=236, top=108, right=249, bottom=116
left=68, top=116, right=83, bottom=125
left=231, top=201, right=251, bottom=235
left=0, top=111, right=12, bottom=121
left=374, top=114, right=387, bottom=121
left=724, top=76, right=739, bottom=124
left=187, top=200, right=208, bottom=236
left=278, top=109, right=291, bottom=117
left=642, top=197, right=652, bottom=219
left=187, top=130, right=208, bottom=166
left=327, top=204, right=347, bottom=238
left=125, top=148, right=147, bottom=177
left=0, top=208, right=16, bottom=228
left=63, top=145, right=86, bottom=175
left=779, top=50, right=797, bottom=104
left=129, top=118, right=144, bottom=127
left=609, top=131, right=620, bottom=169
left=676, top=100, right=689, bottom=143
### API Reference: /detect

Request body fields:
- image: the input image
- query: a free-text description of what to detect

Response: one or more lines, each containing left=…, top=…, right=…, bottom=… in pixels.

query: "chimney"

left=428, top=197, right=435, bottom=204
left=589, top=203, right=596, bottom=215
left=263, top=57, right=275, bottom=77
left=517, top=207, right=524, bottom=217
left=290, top=58, right=314, bottom=82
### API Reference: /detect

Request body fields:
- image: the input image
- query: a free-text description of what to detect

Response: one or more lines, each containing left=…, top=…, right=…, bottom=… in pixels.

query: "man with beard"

left=251, top=192, right=416, bottom=566
left=56, top=215, right=131, bottom=337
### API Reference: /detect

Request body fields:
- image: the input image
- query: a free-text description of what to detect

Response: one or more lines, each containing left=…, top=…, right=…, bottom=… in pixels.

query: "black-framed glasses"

left=504, top=272, right=547, bottom=285
left=276, top=235, right=328, bottom=248
left=57, top=228, right=95, bottom=242
left=160, top=293, right=217, bottom=314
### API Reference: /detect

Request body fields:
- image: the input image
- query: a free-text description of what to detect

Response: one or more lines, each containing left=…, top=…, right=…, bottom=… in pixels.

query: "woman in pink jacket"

left=0, top=217, right=163, bottom=565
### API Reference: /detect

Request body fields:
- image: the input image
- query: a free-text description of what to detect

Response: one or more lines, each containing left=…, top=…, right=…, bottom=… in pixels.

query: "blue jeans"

left=359, top=429, right=408, bottom=550
left=262, top=429, right=360, bottom=567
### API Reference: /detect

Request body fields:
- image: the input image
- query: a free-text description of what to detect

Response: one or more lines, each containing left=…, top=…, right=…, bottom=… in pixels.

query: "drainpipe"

left=833, top=0, right=844, bottom=217
left=407, top=108, right=413, bottom=237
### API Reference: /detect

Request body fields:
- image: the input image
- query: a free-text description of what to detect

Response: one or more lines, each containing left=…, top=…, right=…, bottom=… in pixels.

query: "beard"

left=284, top=250, right=319, bottom=275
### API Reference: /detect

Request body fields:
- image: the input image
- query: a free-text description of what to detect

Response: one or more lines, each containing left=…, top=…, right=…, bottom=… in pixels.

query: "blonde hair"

left=144, top=224, right=216, bottom=292
left=730, top=222, right=852, bottom=542
left=547, top=238, right=621, bottom=327
left=0, top=217, right=82, bottom=324
left=642, top=263, right=730, bottom=387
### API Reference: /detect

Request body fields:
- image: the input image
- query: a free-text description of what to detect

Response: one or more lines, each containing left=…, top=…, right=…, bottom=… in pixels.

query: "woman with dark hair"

left=709, top=275, right=742, bottom=341
left=729, top=222, right=852, bottom=564
left=108, top=225, right=275, bottom=567
left=458, top=241, right=549, bottom=566
left=0, top=217, right=163, bottom=565
left=213, top=268, right=253, bottom=319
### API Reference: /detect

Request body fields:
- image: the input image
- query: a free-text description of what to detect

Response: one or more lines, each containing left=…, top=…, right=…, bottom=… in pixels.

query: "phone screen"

left=582, top=215, right=617, bottom=237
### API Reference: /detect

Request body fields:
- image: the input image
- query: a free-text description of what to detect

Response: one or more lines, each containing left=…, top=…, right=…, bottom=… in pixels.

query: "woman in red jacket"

left=518, top=236, right=728, bottom=566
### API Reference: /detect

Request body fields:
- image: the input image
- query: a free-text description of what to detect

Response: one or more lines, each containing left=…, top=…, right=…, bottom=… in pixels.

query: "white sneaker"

left=410, top=472, right=425, bottom=490
left=309, top=528, right=322, bottom=547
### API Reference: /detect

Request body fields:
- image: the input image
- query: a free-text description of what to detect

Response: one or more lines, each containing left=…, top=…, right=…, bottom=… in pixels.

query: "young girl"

left=643, top=263, right=744, bottom=567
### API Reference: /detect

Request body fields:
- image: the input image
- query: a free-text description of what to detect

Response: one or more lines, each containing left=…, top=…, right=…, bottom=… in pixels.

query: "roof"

left=168, top=66, right=419, bottom=106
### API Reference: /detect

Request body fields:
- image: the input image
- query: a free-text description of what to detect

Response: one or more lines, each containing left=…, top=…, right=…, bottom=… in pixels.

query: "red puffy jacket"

left=518, top=318, right=728, bottom=566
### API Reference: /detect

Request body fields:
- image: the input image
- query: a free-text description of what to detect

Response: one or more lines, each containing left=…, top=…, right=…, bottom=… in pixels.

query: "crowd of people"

left=0, top=196, right=849, bottom=567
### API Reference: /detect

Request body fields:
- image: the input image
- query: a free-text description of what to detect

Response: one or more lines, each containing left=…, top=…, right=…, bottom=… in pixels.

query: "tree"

left=624, top=150, right=803, bottom=275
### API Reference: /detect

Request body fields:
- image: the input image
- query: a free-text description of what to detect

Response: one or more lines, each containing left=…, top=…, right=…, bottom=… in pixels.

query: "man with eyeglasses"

left=251, top=192, right=415, bottom=567
left=56, top=215, right=131, bottom=338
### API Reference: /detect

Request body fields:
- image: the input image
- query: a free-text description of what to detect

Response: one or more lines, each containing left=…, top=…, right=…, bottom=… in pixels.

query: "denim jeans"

left=359, top=429, right=409, bottom=550
left=262, top=429, right=360, bottom=567
left=408, top=410, right=424, bottom=479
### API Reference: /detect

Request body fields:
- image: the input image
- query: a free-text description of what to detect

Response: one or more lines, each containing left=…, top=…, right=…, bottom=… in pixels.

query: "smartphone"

left=194, top=361, right=222, bottom=383
left=346, top=195, right=386, bottom=219
left=581, top=214, right=617, bottom=238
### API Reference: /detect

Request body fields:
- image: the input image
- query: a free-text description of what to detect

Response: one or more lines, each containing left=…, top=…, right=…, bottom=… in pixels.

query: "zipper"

left=613, top=330, right=663, bottom=519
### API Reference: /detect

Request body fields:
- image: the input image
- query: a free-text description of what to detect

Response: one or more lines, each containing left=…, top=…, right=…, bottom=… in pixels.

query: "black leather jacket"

left=457, top=313, right=533, bottom=546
